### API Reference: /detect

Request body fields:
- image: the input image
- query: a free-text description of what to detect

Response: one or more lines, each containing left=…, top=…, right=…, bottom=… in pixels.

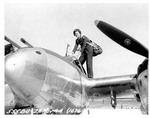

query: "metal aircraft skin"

left=5, top=20, right=148, bottom=115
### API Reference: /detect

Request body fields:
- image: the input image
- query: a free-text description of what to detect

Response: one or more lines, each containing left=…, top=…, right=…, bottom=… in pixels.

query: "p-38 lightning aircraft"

left=5, top=20, right=148, bottom=115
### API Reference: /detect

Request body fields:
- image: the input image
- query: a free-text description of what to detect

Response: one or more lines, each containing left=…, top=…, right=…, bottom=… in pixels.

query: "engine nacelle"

left=135, top=59, right=148, bottom=114
left=136, top=69, right=148, bottom=114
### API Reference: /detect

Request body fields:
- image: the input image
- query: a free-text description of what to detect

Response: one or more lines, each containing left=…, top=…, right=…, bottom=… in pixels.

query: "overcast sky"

left=5, top=3, right=148, bottom=78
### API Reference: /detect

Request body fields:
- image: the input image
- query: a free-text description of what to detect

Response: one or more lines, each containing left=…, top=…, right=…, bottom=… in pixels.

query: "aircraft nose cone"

left=5, top=49, right=46, bottom=102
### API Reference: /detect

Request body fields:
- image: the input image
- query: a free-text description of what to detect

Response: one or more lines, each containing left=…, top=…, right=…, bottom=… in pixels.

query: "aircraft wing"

left=85, top=74, right=136, bottom=98
left=84, top=74, right=139, bottom=109
left=83, top=74, right=144, bottom=113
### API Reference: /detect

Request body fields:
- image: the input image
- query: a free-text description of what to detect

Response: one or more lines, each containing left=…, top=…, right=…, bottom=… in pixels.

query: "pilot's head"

left=73, top=29, right=81, bottom=39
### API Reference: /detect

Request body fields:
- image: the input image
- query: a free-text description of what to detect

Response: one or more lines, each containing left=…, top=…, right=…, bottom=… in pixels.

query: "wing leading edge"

left=84, top=74, right=136, bottom=109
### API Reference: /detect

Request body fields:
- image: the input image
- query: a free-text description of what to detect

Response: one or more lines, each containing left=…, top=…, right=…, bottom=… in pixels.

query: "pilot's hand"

left=77, top=51, right=81, bottom=57
left=71, top=56, right=77, bottom=61
left=72, top=51, right=81, bottom=59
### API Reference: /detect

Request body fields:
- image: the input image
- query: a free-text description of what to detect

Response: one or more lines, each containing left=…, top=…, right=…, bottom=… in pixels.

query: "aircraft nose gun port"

left=5, top=48, right=46, bottom=103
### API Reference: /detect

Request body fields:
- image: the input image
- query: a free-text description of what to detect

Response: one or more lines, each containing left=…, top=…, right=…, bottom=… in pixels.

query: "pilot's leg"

left=86, top=50, right=93, bottom=78
left=79, top=53, right=86, bottom=65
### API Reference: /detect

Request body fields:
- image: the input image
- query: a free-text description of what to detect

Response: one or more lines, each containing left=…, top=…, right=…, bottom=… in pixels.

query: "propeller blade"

left=94, top=20, right=148, bottom=58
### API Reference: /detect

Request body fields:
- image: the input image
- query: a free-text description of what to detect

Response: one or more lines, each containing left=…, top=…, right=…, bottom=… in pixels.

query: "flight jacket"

left=73, top=35, right=92, bottom=54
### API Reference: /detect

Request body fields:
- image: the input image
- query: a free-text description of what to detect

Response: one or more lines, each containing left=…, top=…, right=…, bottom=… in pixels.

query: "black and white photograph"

left=3, top=0, right=149, bottom=116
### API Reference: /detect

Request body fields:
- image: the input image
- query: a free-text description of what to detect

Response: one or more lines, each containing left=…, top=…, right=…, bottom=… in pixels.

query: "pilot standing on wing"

left=72, top=29, right=93, bottom=78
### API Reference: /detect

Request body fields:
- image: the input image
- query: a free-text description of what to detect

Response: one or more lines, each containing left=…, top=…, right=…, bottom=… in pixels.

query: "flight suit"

left=73, top=35, right=93, bottom=78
